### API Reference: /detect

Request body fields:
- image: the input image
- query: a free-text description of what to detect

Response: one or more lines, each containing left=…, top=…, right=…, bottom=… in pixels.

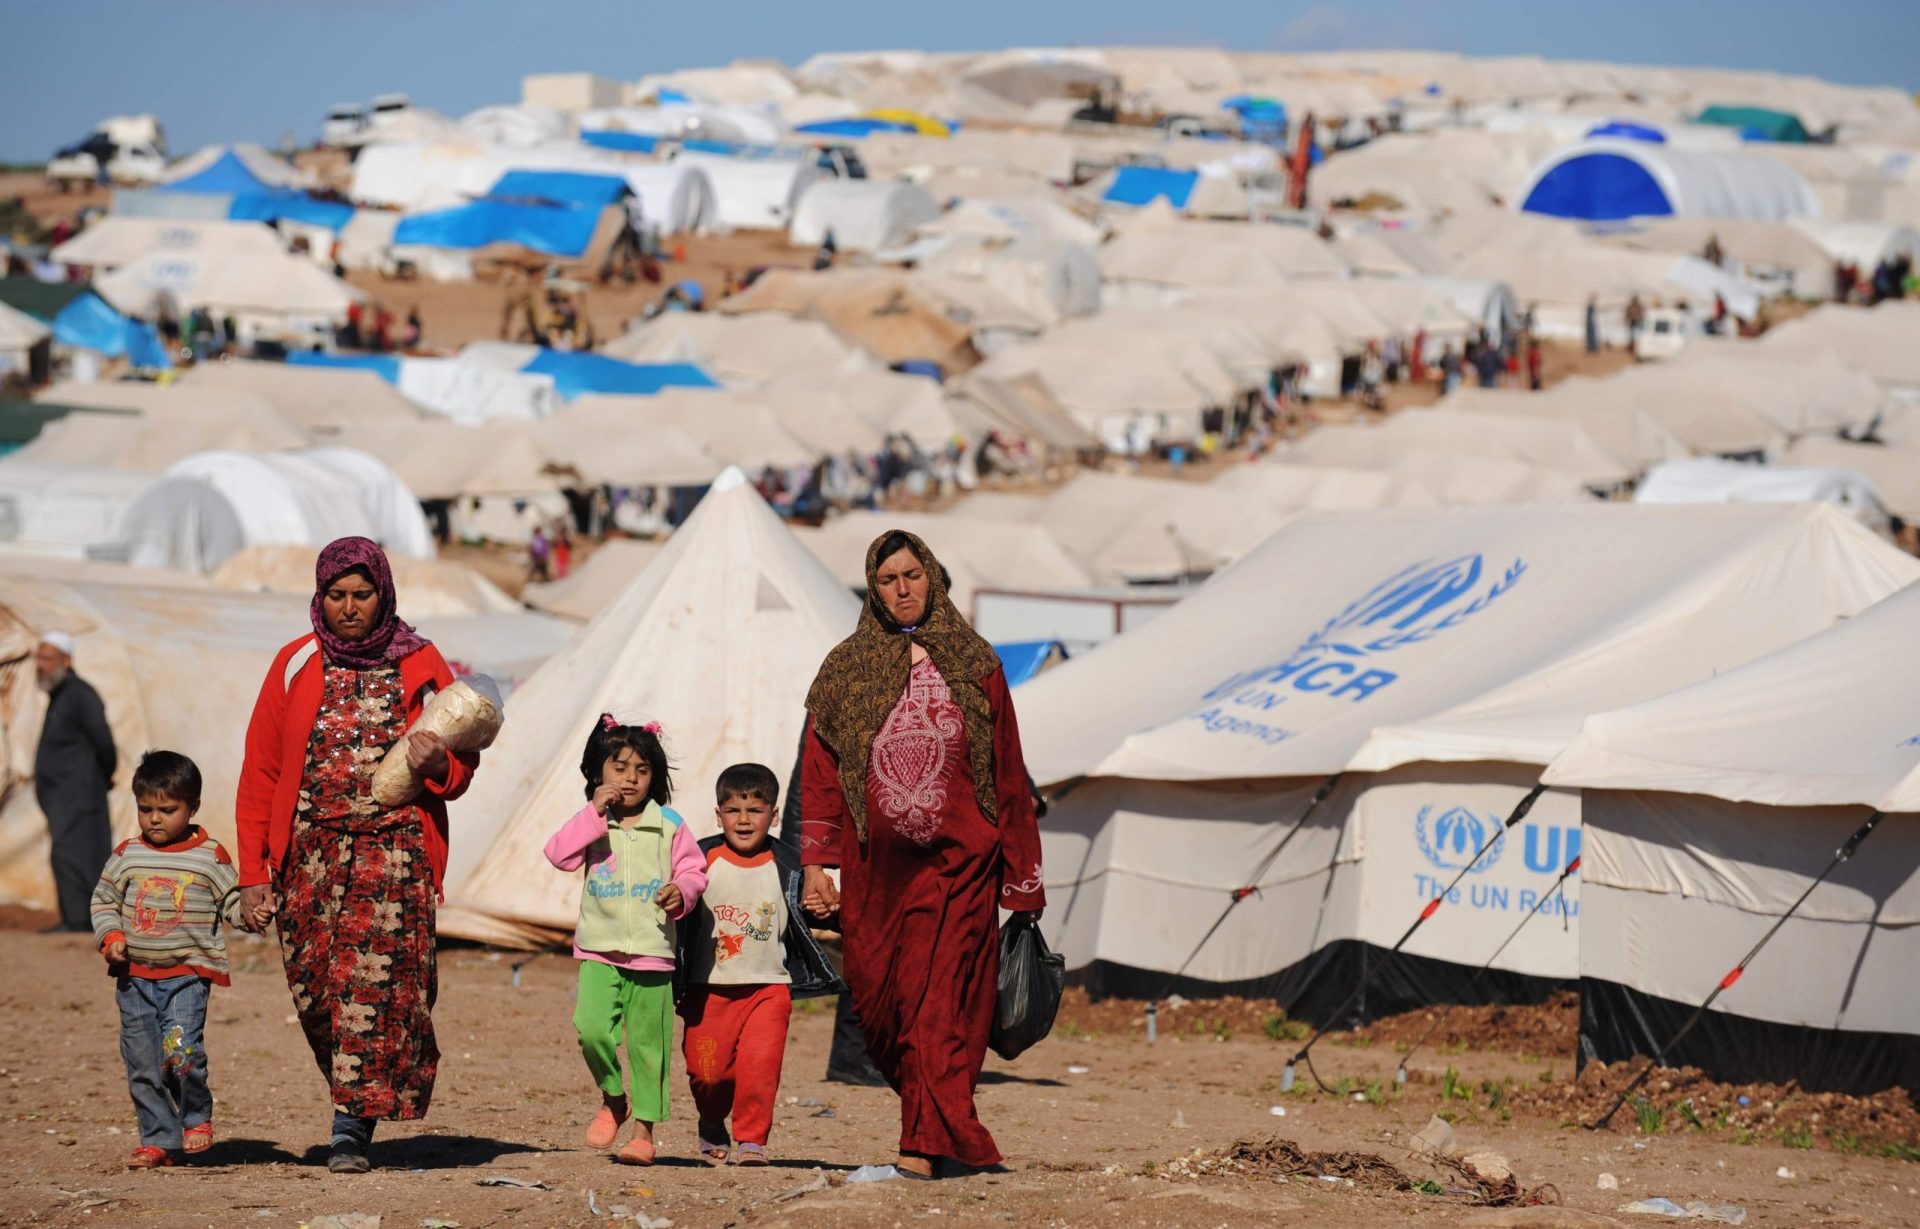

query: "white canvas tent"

left=789, top=179, right=941, bottom=253
left=1544, top=580, right=1920, bottom=1091
left=1635, top=457, right=1889, bottom=530
left=673, top=152, right=821, bottom=230
left=439, top=470, right=860, bottom=944
left=167, top=449, right=435, bottom=561
left=1018, top=504, right=1918, bottom=1018
left=50, top=217, right=289, bottom=272
left=0, top=458, right=242, bottom=571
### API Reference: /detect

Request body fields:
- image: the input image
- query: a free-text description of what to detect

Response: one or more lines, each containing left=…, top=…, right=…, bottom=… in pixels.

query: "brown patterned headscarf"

left=805, top=529, right=1002, bottom=843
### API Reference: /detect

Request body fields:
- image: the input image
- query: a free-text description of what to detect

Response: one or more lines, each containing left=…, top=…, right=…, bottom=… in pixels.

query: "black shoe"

left=327, top=1143, right=371, bottom=1174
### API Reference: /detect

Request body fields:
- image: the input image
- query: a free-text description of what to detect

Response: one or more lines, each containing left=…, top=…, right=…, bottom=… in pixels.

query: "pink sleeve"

left=666, top=821, right=707, bottom=920
left=543, top=804, right=605, bottom=871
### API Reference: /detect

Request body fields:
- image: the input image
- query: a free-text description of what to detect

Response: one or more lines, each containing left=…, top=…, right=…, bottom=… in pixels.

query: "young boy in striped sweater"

left=91, top=751, right=243, bottom=1168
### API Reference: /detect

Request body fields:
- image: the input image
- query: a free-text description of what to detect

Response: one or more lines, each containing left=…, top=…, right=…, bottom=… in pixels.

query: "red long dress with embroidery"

left=802, top=658, right=1045, bottom=1167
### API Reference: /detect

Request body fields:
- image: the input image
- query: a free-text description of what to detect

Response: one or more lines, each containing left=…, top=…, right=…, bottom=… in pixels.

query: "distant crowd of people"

left=752, top=432, right=994, bottom=522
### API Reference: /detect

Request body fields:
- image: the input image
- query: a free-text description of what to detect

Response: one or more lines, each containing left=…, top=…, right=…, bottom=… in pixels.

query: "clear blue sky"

left=3, top=0, right=1915, bottom=160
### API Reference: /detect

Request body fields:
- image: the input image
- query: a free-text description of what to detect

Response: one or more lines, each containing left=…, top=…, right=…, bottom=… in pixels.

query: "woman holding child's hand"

left=234, top=537, right=481, bottom=1175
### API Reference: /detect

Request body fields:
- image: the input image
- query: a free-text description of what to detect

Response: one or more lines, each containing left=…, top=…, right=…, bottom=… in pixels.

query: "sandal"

left=616, top=1132, right=656, bottom=1166
left=127, top=1145, right=173, bottom=1169
left=585, top=1099, right=629, bottom=1149
left=735, top=1142, right=769, bottom=1167
left=697, top=1139, right=730, bottom=1166
left=183, top=1122, right=213, bottom=1154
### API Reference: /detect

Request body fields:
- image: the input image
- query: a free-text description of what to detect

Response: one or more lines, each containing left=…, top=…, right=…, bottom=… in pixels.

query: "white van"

left=322, top=103, right=369, bottom=148
left=1633, top=308, right=1691, bottom=361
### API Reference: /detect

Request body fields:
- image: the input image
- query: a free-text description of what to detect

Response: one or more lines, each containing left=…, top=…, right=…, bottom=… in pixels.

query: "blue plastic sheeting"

left=394, top=199, right=603, bottom=257
left=1521, top=152, right=1673, bottom=221
left=158, top=149, right=280, bottom=196
left=1586, top=120, right=1666, bottom=143
left=520, top=350, right=719, bottom=400
left=581, top=130, right=660, bottom=153
left=1222, top=94, right=1287, bottom=124
left=51, top=293, right=170, bottom=368
left=286, top=350, right=403, bottom=382
left=1103, top=166, right=1199, bottom=208
left=794, top=118, right=915, bottom=138
left=994, top=640, right=1065, bottom=688
left=890, top=360, right=943, bottom=381
left=657, top=88, right=691, bottom=104
left=490, top=169, right=629, bottom=207
left=227, top=191, right=355, bottom=229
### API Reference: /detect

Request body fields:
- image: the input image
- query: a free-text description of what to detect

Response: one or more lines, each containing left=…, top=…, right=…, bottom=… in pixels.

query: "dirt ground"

left=5, top=915, right=1917, bottom=1229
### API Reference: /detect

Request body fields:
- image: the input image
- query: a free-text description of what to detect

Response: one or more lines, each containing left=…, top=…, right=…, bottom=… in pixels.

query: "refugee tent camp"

left=1517, top=140, right=1821, bottom=221
left=1019, top=504, right=1917, bottom=1022
left=1544, top=580, right=1920, bottom=1092
left=438, top=470, right=860, bottom=944
left=788, top=178, right=941, bottom=252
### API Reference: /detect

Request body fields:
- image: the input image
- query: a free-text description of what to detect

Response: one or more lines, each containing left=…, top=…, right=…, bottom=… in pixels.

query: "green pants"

left=573, top=962, right=674, bottom=1121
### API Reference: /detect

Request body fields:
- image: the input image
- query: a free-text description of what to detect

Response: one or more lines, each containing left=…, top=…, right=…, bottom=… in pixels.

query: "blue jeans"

left=116, top=974, right=212, bottom=1150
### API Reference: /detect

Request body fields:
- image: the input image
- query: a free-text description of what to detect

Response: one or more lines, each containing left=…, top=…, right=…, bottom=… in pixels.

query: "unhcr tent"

left=1635, top=458, right=1888, bottom=529
left=1544, top=582, right=1920, bottom=1092
left=1518, top=140, right=1819, bottom=221
left=0, top=457, right=241, bottom=571
left=606, top=311, right=873, bottom=382
left=673, top=152, right=821, bottom=229
left=1018, top=504, right=1917, bottom=1020
left=438, top=469, right=860, bottom=944
left=50, top=217, right=288, bottom=272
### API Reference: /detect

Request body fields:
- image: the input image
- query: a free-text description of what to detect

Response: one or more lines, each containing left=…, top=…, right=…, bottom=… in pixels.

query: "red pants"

left=680, top=984, right=791, bottom=1146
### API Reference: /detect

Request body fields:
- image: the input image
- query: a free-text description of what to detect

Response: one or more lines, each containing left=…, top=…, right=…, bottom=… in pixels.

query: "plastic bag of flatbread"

left=371, top=674, right=505, bottom=806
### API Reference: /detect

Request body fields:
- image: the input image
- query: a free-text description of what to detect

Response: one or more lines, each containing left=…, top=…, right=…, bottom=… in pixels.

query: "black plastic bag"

left=990, top=916, right=1065, bottom=1061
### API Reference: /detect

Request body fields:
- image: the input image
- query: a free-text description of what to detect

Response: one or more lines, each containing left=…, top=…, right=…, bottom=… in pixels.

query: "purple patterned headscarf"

left=310, top=537, right=431, bottom=670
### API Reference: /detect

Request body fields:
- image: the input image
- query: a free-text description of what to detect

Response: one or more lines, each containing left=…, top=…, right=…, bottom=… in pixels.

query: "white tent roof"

left=50, top=217, right=288, bottom=271
left=565, top=390, right=815, bottom=471
left=1546, top=579, right=1920, bottom=812
left=171, top=361, right=426, bottom=432
left=605, top=311, right=873, bottom=382
left=1634, top=457, right=1888, bottom=526
left=167, top=449, right=434, bottom=560
left=1017, top=503, right=1918, bottom=785
left=672, top=152, right=821, bottom=230
left=1784, top=436, right=1920, bottom=522
left=439, top=470, right=861, bottom=943
left=95, top=247, right=360, bottom=320
left=789, top=179, right=941, bottom=253
left=18, top=404, right=309, bottom=472
left=1099, top=220, right=1349, bottom=288
left=530, top=402, right=722, bottom=487
left=330, top=420, right=564, bottom=500
left=1278, top=407, right=1632, bottom=488
left=521, top=538, right=667, bottom=622
left=0, top=301, right=51, bottom=353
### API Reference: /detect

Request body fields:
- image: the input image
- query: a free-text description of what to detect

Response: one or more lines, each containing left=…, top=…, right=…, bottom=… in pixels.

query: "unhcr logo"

left=1195, top=555, right=1525, bottom=744
left=1416, top=805, right=1506, bottom=874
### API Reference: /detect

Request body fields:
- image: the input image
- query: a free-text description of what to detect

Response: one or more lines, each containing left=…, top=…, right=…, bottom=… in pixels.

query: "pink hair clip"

left=642, top=721, right=663, bottom=737
left=600, top=713, right=619, bottom=732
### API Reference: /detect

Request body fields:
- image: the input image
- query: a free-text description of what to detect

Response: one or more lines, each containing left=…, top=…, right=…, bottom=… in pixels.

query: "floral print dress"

left=278, top=662, right=439, bottom=1120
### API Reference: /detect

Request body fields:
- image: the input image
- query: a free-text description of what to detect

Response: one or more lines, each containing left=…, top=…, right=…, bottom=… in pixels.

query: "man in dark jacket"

left=33, top=632, right=115, bottom=931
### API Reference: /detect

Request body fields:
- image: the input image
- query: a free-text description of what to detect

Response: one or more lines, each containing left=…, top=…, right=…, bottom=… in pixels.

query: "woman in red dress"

left=234, top=537, right=478, bottom=1174
left=800, top=529, right=1045, bottom=1178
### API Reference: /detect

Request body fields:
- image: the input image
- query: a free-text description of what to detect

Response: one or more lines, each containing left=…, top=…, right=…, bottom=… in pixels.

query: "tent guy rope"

left=1587, top=809, right=1886, bottom=1130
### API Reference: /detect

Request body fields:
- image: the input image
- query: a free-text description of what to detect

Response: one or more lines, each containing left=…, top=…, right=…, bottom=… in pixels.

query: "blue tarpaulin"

left=489, top=170, right=629, bottom=207
left=1587, top=120, right=1666, bottom=143
left=227, top=191, right=355, bottom=229
left=51, top=293, right=170, bottom=368
left=286, top=351, right=403, bottom=382
left=994, top=640, right=1065, bottom=688
left=794, top=118, right=916, bottom=138
left=582, top=130, right=660, bottom=154
left=158, top=150, right=279, bottom=196
left=1103, top=166, right=1199, bottom=208
left=520, top=350, right=719, bottom=400
left=394, top=199, right=603, bottom=257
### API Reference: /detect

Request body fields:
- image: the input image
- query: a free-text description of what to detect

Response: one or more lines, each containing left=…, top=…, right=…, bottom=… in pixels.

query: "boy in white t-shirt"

left=676, top=764, right=843, bottom=1166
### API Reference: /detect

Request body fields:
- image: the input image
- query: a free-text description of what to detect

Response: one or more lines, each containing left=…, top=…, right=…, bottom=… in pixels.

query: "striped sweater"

left=90, top=828, right=243, bottom=985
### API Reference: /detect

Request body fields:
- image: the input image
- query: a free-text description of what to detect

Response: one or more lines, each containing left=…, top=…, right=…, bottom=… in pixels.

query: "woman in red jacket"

left=234, top=537, right=478, bottom=1174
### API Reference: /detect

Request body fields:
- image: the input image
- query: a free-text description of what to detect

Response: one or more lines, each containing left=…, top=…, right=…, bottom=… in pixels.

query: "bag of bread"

left=371, top=674, right=505, bottom=806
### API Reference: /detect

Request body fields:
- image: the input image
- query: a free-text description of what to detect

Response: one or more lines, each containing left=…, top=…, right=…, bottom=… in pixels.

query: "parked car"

left=322, top=103, right=369, bottom=148
left=45, top=114, right=167, bottom=190
left=1633, top=307, right=1692, bottom=361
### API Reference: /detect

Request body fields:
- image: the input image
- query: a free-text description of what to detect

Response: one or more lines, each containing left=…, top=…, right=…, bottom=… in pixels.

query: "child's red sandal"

left=183, top=1123, right=213, bottom=1154
left=127, top=1145, right=173, bottom=1169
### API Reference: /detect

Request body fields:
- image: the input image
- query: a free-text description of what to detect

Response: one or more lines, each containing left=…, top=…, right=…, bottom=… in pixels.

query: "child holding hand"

left=676, top=764, right=844, bottom=1166
left=92, top=751, right=244, bottom=1168
left=544, top=716, right=706, bottom=1165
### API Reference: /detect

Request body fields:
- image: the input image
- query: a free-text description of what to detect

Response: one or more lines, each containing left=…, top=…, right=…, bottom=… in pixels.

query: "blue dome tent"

left=1518, top=141, right=1819, bottom=223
